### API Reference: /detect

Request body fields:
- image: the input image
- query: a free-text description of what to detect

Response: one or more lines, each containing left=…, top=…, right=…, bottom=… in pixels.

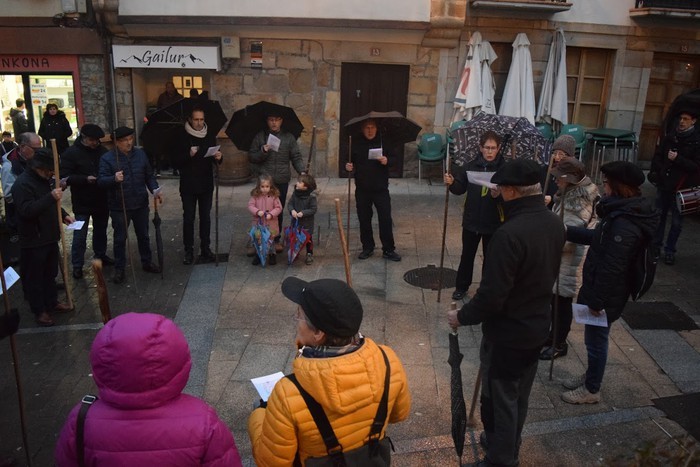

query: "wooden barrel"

left=217, top=137, right=251, bottom=186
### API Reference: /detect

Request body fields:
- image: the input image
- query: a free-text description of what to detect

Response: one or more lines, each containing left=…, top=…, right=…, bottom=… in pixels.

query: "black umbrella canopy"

left=226, top=101, right=304, bottom=151
left=448, top=331, right=467, bottom=460
left=663, top=88, right=700, bottom=138
left=344, top=111, right=422, bottom=145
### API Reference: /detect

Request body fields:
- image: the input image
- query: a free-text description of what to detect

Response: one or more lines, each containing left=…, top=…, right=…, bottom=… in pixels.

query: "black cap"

left=80, top=124, right=105, bottom=139
left=113, top=127, right=134, bottom=140
left=491, top=159, right=542, bottom=186
left=31, top=148, right=54, bottom=170
left=282, top=277, right=363, bottom=337
left=600, top=161, right=645, bottom=187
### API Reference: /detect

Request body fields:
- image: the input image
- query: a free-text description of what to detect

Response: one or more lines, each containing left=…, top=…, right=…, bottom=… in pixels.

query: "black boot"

left=539, top=343, right=568, bottom=360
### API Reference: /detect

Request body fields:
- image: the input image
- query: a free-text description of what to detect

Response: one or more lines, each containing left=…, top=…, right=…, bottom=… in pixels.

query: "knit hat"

left=282, top=277, right=363, bottom=337
left=600, top=161, right=645, bottom=187
left=551, top=157, right=586, bottom=184
left=80, top=124, right=105, bottom=139
left=552, top=134, right=576, bottom=158
left=491, top=159, right=542, bottom=186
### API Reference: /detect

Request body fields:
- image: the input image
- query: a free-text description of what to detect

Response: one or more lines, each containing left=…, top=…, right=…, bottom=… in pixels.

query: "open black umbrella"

left=663, top=88, right=700, bottom=138
left=448, top=327, right=467, bottom=461
left=152, top=197, right=164, bottom=279
left=344, top=110, right=422, bottom=145
left=226, top=101, right=304, bottom=151
left=141, top=97, right=228, bottom=160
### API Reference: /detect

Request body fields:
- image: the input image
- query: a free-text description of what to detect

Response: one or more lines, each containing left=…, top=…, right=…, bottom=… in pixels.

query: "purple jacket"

left=55, top=313, right=241, bottom=466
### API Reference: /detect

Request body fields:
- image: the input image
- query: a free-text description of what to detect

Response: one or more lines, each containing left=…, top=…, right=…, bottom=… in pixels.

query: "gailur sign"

left=112, top=45, right=220, bottom=70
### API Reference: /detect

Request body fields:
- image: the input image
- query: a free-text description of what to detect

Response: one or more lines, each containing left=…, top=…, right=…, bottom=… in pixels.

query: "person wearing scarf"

left=172, top=107, right=222, bottom=265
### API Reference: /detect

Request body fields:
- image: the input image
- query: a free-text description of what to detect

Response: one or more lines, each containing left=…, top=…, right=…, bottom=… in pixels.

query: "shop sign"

left=0, top=55, right=78, bottom=72
left=30, top=83, right=48, bottom=106
left=113, top=45, right=220, bottom=70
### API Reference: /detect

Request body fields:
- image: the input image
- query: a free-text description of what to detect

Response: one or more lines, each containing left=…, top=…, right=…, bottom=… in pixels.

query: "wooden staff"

left=334, top=198, right=352, bottom=287
left=542, top=148, right=556, bottom=198
left=50, top=139, right=74, bottom=309
left=346, top=136, right=352, bottom=252
left=510, top=137, right=517, bottom=160
left=305, top=126, right=317, bottom=174
left=91, top=259, right=112, bottom=324
left=214, top=163, right=219, bottom=267
left=437, top=150, right=451, bottom=303
left=549, top=189, right=566, bottom=381
left=0, top=251, right=32, bottom=466
left=467, top=367, right=482, bottom=427
left=114, top=148, right=138, bottom=291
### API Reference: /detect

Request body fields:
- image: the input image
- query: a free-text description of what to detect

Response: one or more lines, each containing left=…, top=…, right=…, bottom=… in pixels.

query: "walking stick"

left=0, top=252, right=32, bottom=466
left=334, top=198, right=352, bottom=287
left=437, top=150, right=451, bottom=303
left=346, top=136, right=352, bottom=252
left=549, top=189, right=566, bottom=381
left=214, top=162, right=219, bottom=267
left=114, top=149, right=139, bottom=291
left=305, top=126, right=316, bottom=174
left=467, top=366, right=482, bottom=428
left=50, top=139, right=74, bottom=309
left=91, top=259, right=112, bottom=324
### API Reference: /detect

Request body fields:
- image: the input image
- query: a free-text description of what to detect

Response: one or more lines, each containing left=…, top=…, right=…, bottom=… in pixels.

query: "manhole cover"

left=622, top=301, right=698, bottom=331
left=403, top=265, right=457, bottom=290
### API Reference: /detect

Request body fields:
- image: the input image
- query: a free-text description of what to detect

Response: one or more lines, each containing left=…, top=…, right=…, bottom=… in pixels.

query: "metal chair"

left=536, top=121, right=555, bottom=142
left=417, top=133, right=445, bottom=183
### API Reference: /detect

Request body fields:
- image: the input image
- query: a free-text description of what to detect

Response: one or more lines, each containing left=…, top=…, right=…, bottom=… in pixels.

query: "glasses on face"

left=482, top=146, right=498, bottom=152
left=602, top=179, right=609, bottom=185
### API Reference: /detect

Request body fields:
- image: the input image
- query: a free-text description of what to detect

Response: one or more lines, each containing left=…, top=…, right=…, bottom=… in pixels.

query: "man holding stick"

left=447, top=159, right=565, bottom=467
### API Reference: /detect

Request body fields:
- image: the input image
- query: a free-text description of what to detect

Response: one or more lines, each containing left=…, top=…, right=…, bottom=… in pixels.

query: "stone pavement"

left=1, top=175, right=698, bottom=466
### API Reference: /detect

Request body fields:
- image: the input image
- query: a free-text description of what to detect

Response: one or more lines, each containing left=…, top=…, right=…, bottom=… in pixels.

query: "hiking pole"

left=346, top=136, right=352, bottom=252
left=305, top=126, right=316, bottom=174
left=437, top=151, right=451, bottom=303
left=215, top=162, right=219, bottom=267
left=0, top=251, right=32, bottom=467
left=115, top=150, right=139, bottom=292
left=335, top=198, right=352, bottom=287
left=50, top=139, right=74, bottom=310
left=549, top=189, right=567, bottom=381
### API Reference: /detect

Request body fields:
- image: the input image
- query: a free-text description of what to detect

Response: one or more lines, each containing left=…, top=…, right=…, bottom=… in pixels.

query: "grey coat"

left=249, top=130, right=304, bottom=185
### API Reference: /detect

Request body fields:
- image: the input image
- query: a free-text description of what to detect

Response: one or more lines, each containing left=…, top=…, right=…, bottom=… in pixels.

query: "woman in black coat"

left=560, top=161, right=658, bottom=405
left=38, top=103, right=73, bottom=154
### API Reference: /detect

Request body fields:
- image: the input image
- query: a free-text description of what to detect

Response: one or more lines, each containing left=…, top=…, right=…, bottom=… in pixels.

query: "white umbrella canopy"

left=499, top=33, right=536, bottom=125
left=453, top=32, right=498, bottom=122
left=536, top=29, right=568, bottom=131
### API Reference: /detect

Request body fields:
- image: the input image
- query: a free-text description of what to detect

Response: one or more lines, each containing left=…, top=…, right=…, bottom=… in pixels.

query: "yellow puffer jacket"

left=248, top=338, right=411, bottom=466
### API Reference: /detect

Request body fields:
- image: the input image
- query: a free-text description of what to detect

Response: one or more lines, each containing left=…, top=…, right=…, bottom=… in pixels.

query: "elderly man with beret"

left=61, top=124, right=114, bottom=279
left=98, top=127, right=161, bottom=284
left=448, top=159, right=566, bottom=467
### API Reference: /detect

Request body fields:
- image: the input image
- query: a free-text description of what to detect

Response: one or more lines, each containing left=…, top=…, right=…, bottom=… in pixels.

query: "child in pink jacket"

left=248, top=174, right=283, bottom=265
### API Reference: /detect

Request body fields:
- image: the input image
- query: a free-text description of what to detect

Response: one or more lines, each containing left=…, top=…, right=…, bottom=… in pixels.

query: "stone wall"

left=78, top=56, right=111, bottom=132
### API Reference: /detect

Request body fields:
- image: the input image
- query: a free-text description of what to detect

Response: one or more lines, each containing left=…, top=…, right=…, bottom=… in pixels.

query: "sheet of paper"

left=467, top=171, right=497, bottom=189
left=204, top=145, right=221, bottom=157
left=368, top=148, right=383, bottom=160
left=266, top=134, right=281, bottom=152
left=152, top=187, right=162, bottom=197
left=66, top=221, right=85, bottom=231
left=251, top=371, right=285, bottom=401
left=0, top=267, right=20, bottom=295
left=573, top=304, right=608, bottom=327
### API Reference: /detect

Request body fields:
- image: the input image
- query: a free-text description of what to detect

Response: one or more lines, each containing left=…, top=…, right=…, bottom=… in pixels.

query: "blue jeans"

left=110, top=206, right=152, bottom=270
left=584, top=323, right=611, bottom=394
left=654, top=190, right=682, bottom=254
left=71, top=212, right=109, bottom=269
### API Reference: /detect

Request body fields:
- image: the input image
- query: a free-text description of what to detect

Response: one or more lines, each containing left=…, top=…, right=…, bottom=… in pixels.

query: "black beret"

left=282, top=277, right=363, bottom=338
left=491, top=159, right=542, bottom=186
left=600, top=161, right=645, bottom=187
left=113, top=126, right=135, bottom=140
left=80, top=124, right=105, bottom=139
left=31, top=148, right=54, bottom=170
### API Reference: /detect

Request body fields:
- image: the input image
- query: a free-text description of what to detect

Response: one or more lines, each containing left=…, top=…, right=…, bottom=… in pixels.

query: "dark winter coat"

left=457, top=194, right=566, bottom=349
left=38, top=110, right=73, bottom=154
left=449, top=155, right=504, bottom=234
left=9, top=108, right=28, bottom=136
left=567, top=195, right=659, bottom=322
left=249, top=130, right=304, bottom=185
left=98, top=147, right=159, bottom=211
left=171, top=127, right=220, bottom=195
left=1, top=141, right=17, bottom=156
left=11, top=168, right=68, bottom=249
left=349, top=134, right=392, bottom=193
left=60, top=138, right=109, bottom=215
left=287, top=187, right=317, bottom=232
left=649, top=126, right=700, bottom=192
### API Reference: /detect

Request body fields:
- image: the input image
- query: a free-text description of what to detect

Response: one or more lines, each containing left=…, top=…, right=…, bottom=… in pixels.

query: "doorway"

left=339, top=63, right=410, bottom=177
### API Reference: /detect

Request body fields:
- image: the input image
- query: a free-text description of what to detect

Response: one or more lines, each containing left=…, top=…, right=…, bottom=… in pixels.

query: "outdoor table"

left=585, top=128, right=637, bottom=182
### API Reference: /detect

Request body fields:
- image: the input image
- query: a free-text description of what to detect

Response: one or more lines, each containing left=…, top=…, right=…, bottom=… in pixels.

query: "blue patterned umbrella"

left=249, top=220, right=272, bottom=267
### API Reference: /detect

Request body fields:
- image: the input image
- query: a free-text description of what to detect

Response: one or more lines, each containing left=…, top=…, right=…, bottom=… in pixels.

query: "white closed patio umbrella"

left=499, top=33, right=536, bottom=125
left=453, top=32, right=498, bottom=122
left=536, top=28, right=568, bottom=132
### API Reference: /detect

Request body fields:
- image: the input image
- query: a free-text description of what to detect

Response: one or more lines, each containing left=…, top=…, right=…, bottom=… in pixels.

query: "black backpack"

left=628, top=221, right=657, bottom=301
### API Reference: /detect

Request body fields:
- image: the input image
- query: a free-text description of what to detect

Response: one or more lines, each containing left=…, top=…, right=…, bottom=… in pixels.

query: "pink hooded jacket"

left=55, top=313, right=241, bottom=466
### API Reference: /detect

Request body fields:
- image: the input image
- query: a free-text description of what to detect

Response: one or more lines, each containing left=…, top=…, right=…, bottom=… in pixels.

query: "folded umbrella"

left=448, top=327, right=467, bottom=461
left=284, top=219, right=310, bottom=265
left=249, top=220, right=272, bottom=267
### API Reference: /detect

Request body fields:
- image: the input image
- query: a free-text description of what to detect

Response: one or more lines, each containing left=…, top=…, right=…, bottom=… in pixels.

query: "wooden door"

left=339, top=63, right=410, bottom=177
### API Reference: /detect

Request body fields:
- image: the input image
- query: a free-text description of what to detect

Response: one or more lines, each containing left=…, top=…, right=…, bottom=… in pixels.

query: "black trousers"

left=20, top=243, right=59, bottom=317
left=455, top=230, right=492, bottom=292
left=355, top=188, right=395, bottom=253
left=181, top=191, right=213, bottom=252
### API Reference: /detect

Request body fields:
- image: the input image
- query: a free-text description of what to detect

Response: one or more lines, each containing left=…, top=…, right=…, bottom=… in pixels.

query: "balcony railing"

left=631, top=0, right=700, bottom=19
left=635, top=0, right=700, bottom=8
left=469, top=0, right=572, bottom=13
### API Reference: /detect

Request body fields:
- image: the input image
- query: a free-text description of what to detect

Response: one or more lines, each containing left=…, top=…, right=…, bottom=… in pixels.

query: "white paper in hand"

left=572, top=304, right=608, bottom=327
left=204, top=145, right=221, bottom=157
left=467, top=171, right=497, bottom=189
left=368, top=148, right=383, bottom=160
left=251, top=371, right=285, bottom=401
left=66, top=221, right=85, bottom=231
left=0, top=267, right=20, bottom=295
left=266, top=134, right=281, bottom=152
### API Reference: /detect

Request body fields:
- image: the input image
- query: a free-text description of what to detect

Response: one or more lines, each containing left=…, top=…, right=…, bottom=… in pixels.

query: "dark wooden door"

left=339, top=63, right=410, bottom=177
